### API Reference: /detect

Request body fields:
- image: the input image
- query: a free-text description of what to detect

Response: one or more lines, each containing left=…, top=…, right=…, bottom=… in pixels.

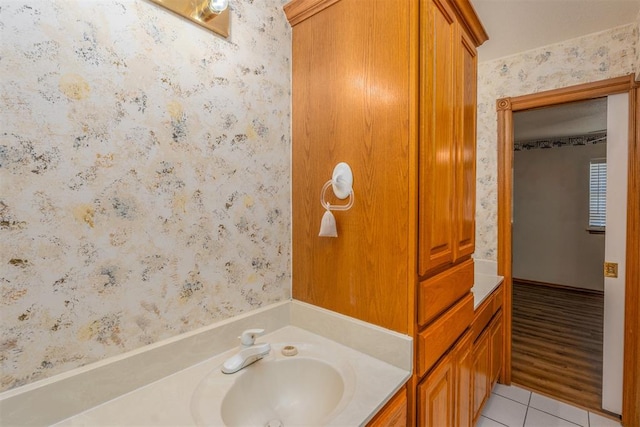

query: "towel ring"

left=320, top=162, right=354, bottom=211
left=320, top=180, right=354, bottom=211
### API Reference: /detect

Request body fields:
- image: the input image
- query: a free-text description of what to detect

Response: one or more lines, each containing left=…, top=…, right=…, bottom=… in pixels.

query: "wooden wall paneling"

left=290, top=0, right=412, bottom=333
left=418, top=0, right=458, bottom=276
left=496, top=75, right=639, bottom=424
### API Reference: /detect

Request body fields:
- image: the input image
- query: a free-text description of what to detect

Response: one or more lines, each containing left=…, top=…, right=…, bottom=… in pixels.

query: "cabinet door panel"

left=367, top=387, right=407, bottom=427
left=490, top=311, right=504, bottom=386
left=454, top=29, right=477, bottom=261
left=418, top=0, right=458, bottom=276
left=455, top=331, right=474, bottom=427
left=418, top=353, right=455, bottom=427
left=472, top=329, right=490, bottom=423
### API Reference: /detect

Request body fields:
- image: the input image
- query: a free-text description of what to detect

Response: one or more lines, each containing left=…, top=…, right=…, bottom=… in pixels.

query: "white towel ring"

left=320, top=179, right=354, bottom=211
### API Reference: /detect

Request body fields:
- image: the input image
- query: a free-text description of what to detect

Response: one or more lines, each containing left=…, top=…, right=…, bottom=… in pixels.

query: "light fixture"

left=149, top=0, right=230, bottom=38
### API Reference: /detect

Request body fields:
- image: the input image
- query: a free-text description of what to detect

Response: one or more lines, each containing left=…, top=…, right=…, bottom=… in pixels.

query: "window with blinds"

left=588, top=158, right=606, bottom=231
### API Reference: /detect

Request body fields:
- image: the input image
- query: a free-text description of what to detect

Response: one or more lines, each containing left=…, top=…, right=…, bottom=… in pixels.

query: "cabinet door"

left=367, top=387, right=407, bottom=427
left=455, top=330, right=473, bottom=427
left=418, top=0, right=458, bottom=276
left=490, top=311, right=504, bottom=386
left=418, top=352, right=455, bottom=427
left=472, top=329, right=490, bottom=423
left=454, top=29, right=477, bottom=262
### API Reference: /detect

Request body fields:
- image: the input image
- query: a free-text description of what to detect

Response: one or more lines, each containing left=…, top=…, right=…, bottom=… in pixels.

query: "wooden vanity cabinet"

left=367, top=387, right=408, bottom=427
left=418, top=329, right=473, bottom=427
left=470, top=284, right=504, bottom=424
left=284, top=0, right=487, bottom=424
left=419, top=0, right=478, bottom=277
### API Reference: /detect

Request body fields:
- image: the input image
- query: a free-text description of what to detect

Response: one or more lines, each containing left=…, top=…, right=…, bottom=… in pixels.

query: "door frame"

left=496, top=74, right=639, bottom=425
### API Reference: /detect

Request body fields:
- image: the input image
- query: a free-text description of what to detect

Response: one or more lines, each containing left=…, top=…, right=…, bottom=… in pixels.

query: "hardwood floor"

left=511, top=280, right=604, bottom=413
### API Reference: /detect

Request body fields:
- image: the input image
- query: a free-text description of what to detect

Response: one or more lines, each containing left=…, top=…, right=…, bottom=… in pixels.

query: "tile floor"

left=477, top=384, right=622, bottom=427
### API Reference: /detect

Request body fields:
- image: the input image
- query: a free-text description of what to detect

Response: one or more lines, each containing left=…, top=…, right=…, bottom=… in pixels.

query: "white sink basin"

left=191, top=343, right=355, bottom=426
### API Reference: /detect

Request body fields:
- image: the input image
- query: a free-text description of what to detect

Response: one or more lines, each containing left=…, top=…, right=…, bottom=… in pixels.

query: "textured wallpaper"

left=0, top=0, right=292, bottom=391
left=475, top=23, right=637, bottom=261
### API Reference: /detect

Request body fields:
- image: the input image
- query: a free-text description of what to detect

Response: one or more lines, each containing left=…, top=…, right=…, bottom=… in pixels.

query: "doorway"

left=495, top=75, right=640, bottom=426
left=509, top=97, right=608, bottom=413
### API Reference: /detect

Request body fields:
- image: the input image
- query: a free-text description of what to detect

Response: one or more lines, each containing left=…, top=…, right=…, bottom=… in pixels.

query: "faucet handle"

left=239, top=328, right=265, bottom=346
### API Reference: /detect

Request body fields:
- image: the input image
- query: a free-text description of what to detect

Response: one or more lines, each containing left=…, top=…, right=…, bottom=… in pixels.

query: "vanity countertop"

left=0, top=301, right=412, bottom=427
left=472, top=273, right=504, bottom=309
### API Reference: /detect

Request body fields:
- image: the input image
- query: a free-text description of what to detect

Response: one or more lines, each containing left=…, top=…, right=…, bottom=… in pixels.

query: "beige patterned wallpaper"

left=0, top=0, right=291, bottom=391
left=475, top=23, right=637, bottom=261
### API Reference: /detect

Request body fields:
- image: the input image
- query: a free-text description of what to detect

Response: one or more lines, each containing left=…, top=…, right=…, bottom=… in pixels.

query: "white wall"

left=602, top=93, right=628, bottom=414
left=512, top=142, right=606, bottom=291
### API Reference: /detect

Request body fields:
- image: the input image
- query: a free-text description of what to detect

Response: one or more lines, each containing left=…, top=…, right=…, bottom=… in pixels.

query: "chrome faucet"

left=221, top=329, right=271, bottom=374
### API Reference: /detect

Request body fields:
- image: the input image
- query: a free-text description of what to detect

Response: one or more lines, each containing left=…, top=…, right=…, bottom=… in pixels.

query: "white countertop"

left=1, top=301, right=412, bottom=427
left=53, top=326, right=409, bottom=427
left=472, top=273, right=504, bottom=309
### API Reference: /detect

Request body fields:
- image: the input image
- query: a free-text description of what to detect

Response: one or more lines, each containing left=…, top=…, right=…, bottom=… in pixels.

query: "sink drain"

left=265, top=420, right=284, bottom=427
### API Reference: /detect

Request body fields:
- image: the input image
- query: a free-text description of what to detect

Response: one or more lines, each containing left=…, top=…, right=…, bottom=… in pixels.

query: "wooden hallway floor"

left=511, top=280, right=605, bottom=414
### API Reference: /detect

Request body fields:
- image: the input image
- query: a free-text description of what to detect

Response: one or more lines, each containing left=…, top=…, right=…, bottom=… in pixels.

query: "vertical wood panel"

left=418, top=0, right=457, bottom=276
left=455, top=31, right=477, bottom=260
left=418, top=353, right=456, bottom=427
left=290, top=0, right=411, bottom=333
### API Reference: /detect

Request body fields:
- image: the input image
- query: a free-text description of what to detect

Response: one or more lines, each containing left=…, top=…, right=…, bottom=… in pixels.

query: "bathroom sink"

left=223, top=358, right=343, bottom=426
left=191, top=343, right=355, bottom=426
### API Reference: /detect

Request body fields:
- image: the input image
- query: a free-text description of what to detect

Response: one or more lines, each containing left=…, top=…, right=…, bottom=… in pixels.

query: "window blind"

left=589, top=159, right=607, bottom=229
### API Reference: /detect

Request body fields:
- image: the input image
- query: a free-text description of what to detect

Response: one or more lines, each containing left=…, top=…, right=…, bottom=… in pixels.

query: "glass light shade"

left=209, top=0, right=229, bottom=13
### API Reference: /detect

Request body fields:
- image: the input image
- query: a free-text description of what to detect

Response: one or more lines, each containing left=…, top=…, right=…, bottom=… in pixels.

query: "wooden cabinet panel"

left=470, top=284, right=504, bottom=423
left=418, top=0, right=478, bottom=277
left=367, top=387, right=407, bottom=427
left=418, top=259, right=474, bottom=326
left=454, top=29, right=477, bottom=261
left=472, top=329, right=490, bottom=423
left=418, top=352, right=455, bottom=427
left=418, top=0, right=458, bottom=276
left=471, top=288, right=496, bottom=342
left=289, top=0, right=412, bottom=333
left=418, top=293, right=474, bottom=377
left=286, top=0, right=487, bottom=423
left=490, top=311, right=504, bottom=386
left=455, top=331, right=474, bottom=427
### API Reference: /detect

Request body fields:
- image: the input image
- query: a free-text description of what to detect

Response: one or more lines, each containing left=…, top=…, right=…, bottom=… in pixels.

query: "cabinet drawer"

left=471, top=293, right=494, bottom=343
left=418, top=259, right=474, bottom=326
left=492, top=285, right=504, bottom=312
left=471, top=283, right=503, bottom=343
left=418, top=292, right=474, bottom=377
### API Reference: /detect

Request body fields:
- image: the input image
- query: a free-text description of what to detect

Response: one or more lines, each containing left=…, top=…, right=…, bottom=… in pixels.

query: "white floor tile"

left=482, top=394, right=528, bottom=427
left=525, top=408, right=581, bottom=427
left=529, top=393, right=588, bottom=426
left=589, top=412, right=622, bottom=427
left=476, top=415, right=509, bottom=427
left=492, top=383, right=532, bottom=405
